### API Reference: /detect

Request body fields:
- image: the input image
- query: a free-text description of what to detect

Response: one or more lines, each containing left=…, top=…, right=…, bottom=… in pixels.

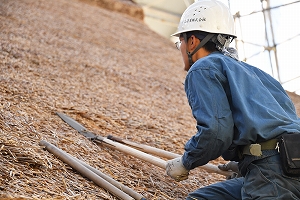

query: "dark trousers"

left=186, top=153, right=300, bottom=200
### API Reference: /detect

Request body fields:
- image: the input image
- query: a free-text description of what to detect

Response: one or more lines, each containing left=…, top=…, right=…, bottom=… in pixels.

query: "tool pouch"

left=279, top=133, right=300, bottom=176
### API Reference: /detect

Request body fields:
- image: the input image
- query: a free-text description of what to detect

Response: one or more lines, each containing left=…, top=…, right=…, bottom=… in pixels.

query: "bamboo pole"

left=39, top=140, right=135, bottom=200
left=75, top=158, right=146, bottom=200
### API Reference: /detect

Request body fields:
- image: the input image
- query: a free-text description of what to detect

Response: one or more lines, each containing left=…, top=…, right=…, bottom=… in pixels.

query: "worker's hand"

left=166, top=156, right=189, bottom=182
left=218, top=161, right=241, bottom=179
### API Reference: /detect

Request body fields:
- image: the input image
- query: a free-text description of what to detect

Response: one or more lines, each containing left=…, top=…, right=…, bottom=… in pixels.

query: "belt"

left=242, top=139, right=279, bottom=156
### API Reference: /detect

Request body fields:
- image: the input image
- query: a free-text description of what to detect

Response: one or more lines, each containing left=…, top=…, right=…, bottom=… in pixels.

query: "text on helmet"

left=183, top=17, right=206, bottom=24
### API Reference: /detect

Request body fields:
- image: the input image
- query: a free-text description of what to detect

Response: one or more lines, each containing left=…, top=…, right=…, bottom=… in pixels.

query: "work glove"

left=166, top=156, right=190, bottom=182
left=218, top=161, right=242, bottom=179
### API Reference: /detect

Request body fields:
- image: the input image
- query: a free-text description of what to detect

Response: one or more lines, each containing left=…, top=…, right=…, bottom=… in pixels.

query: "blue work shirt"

left=182, top=51, right=300, bottom=170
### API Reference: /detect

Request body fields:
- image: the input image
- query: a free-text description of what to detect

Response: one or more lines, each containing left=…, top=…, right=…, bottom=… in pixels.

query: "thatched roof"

left=1, top=0, right=300, bottom=199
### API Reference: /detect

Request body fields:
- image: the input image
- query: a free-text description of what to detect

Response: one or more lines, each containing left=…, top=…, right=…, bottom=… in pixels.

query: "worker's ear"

left=188, top=35, right=199, bottom=51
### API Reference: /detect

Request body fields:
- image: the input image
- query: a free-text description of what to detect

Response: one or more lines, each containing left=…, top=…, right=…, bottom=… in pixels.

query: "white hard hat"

left=172, top=0, right=236, bottom=37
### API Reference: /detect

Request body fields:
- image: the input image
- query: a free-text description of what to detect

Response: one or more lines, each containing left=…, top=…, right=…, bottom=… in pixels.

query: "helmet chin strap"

left=183, top=33, right=215, bottom=67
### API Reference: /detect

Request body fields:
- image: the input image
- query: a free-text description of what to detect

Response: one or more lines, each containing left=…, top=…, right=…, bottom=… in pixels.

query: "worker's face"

left=178, top=36, right=195, bottom=72
left=177, top=37, right=188, bottom=71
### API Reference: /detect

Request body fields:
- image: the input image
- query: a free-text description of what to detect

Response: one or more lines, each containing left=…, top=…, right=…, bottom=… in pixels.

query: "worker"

left=165, top=0, right=300, bottom=199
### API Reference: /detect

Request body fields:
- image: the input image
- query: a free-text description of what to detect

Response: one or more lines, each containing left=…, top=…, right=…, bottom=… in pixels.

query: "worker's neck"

left=193, top=48, right=213, bottom=60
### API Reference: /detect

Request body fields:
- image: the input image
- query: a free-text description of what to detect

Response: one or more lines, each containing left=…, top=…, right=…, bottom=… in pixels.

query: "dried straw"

left=1, top=0, right=299, bottom=199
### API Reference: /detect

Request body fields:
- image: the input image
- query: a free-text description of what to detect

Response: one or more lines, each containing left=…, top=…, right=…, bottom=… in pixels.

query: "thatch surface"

left=1, top=0, right=300, bottom=199
left=78, top=0, right=144, bottom=20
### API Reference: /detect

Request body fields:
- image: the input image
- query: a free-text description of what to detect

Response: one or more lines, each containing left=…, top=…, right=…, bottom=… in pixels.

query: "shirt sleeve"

left=182, top=65, right=234, bottom=170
